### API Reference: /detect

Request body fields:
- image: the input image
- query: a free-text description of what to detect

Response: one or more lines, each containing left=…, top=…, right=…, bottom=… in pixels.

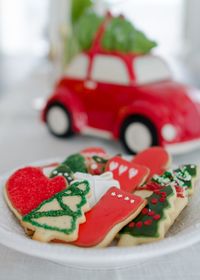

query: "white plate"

left=1, top=159, right=200, bottom=269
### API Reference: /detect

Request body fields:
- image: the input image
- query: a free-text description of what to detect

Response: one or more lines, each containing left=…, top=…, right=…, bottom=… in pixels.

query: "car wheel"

left=46, top=103, right=73, bottom=137
left=120, top=116, right=158, bottom=154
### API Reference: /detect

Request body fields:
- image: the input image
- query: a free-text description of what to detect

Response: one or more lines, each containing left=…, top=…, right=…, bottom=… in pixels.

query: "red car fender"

left=42, top=87, right=87, bottom=132
left=113, top=100, right=170, bottom=142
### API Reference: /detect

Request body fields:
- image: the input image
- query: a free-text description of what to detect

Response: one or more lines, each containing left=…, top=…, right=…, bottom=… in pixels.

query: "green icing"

left=92, top=155, right=108, bottom=164
left=50, top=164, right=74, bottom=184
left=63, top=154, right=88, bottom=173
left=120, top=185, right=175, bottom=238
left=152, top=164, right=198, bottom=190
left=22, top=180, right=90, bottom=235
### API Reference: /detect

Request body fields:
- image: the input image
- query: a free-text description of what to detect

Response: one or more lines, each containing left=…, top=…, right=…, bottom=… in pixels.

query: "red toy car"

left=42, top=20, right=200, bottom=155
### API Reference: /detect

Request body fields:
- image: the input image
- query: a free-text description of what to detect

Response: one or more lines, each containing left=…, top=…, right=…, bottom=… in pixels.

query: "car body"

left=42, top=27, right=200, bottom=155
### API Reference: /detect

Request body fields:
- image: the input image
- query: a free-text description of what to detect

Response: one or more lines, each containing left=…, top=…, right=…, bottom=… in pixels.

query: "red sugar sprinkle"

left=151, top=198, right=158, bottom=204
left=148, top=211, right=155, bottom=216
left=160, top=192, right=167, bottom=197
left=153, top=214, right=161, bottom=220
left=144, top=219, right=152, bottom=226
left=142, top=208, right=149, bottom=215
left=136, top=221, right=143, bottom=228
left=128, top=222, right=135, bottom=228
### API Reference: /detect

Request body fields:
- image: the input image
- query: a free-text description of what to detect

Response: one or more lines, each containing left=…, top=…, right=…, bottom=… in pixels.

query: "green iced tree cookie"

left=22, top=180, right=90, bottom=241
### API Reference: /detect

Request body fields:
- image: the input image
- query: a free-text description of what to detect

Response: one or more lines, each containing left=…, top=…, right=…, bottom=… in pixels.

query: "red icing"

left=148, top=211, right=155, bottom=216
left=6, top=167, right=67, bottom=216
left=131, top=147, right=170, bottom=179
left=128, top=222, right=135, bottom=228
left=136, top=221, right=143, bottom=228
left=144, top=219, right=152, bottom=226
left=105, top=156, right=149, bottom=193
left=73, top=187, right=145, bottom=247
left=151, top=198, right=158, bottom=204
left=142, top=208, right=149, bottom=215
left=153, top=214, right=161, bottom=220
left=159, top=197, right=166, bottom=203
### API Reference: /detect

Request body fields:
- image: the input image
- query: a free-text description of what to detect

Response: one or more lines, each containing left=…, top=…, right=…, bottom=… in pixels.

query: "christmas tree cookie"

left=22, top=180, right=91, bottom=242
left=118, top=183, right=177, bottom=246
left=152, top=164, right=200, bottom=196
left=73, top=187, right=147, bottom=247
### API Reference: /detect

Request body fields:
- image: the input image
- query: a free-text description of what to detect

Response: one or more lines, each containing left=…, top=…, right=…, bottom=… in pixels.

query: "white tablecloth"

left=0, top=58, right=200, bottom=279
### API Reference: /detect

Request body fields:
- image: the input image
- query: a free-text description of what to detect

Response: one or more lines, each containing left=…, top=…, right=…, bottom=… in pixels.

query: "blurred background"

left=0, top=0, right=200, bottom=172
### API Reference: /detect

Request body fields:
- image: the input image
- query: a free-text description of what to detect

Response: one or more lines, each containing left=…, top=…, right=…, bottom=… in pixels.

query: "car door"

left=83, top=54, right=131, bottom=132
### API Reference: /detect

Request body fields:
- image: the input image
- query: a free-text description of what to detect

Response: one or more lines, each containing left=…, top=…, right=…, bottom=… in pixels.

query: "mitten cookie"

left=105, top=156, right=149, bottom=192
left=73, top=187, right=147, bottom=248
left=4, top=167, right=67, bottom=219
left=22, top=180, right=91, bottom=242
left=131, top=147, right=171, bottom=179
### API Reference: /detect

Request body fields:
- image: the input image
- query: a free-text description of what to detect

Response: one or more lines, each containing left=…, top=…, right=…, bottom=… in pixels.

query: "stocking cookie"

left=73, top=187, right=147, bottom=247
left=22, top=180, right=91, bottom=242
left=118, top=183, right=177, bottom=246
left=4, top=167, right=67, bottom=219
left=131, top=147, right=171, bottom=179
left=105, top=156, right=149, bottom=192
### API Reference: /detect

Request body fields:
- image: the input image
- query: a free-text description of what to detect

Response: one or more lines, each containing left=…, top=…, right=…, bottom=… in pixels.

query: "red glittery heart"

left=6, top=167, right=67, bottom=216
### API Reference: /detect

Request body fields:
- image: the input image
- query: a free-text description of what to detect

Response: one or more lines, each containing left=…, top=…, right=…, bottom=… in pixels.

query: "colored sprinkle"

left=148, top=211, right=155, bottom=216
left=136, top=221, right=143, bottom=228
left=128, top=222, right=135, bottom=228
left=151, top=198, right=158, bottom=204
left=142, top=208, right=149, bottom=215
left=159, top=197, right=166, bottom=203
left=144, top=219, right=152, bottom=226
left=153, top=214, right=161, bottom=220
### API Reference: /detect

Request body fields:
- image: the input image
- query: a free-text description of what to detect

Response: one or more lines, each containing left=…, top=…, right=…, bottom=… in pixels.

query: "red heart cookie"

left=131, top=147, right=171, bottom=180
left=5, top=167, right=67, bottom=216
left=105, top=156, right=149, bottom=193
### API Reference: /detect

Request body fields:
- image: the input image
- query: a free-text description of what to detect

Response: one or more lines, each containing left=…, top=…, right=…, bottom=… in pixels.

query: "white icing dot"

left=124, top=196, right=130, bottom=201
left=68, top=177, right=72, bottom=180
left=111, top=192, right=116, bottom=196
left=53, top=170, right=58, bottom=174
left=58, top=173, right=63, bottom=176
left=64, top=173, right=69, bottom=176
left=191, top=165, right=195, bottom=168
left=117, top=194, right=123, bottom=198
left=130, top=199, right=135, bottom=204
left=91, top=163, right=98, bottom=170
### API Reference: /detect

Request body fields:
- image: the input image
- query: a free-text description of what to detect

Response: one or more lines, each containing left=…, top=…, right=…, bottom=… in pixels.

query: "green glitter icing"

left=120, top=185, right=175, bottom=238
left=50, top=164, right=74, bottom=184
left=152, top=165, right=198, bottom=190
left=22, top=180, right=90, bottom=235
left=63, top=154, right=88, bottom=173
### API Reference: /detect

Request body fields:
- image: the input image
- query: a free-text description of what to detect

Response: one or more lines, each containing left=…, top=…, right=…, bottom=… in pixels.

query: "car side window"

left=65, top=54, right=89, bottom=79
left=91, top=55, right=129, bottom=85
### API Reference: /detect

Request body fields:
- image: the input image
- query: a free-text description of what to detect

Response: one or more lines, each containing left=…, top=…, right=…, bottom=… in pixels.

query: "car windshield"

left=134, top=55, right=171, bottom=84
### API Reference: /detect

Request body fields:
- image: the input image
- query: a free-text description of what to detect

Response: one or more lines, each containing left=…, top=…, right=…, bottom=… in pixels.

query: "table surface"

left=0, top=56, right=200, bottom=279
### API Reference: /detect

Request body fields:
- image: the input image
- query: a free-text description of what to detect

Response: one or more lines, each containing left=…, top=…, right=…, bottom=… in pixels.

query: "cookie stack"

left=4, top=147, right=200, bottom=247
